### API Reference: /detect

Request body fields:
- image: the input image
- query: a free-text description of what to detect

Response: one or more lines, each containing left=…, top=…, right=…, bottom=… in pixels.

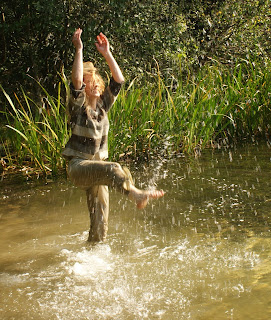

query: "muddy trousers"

left=67, top=158, right=132, bottom=242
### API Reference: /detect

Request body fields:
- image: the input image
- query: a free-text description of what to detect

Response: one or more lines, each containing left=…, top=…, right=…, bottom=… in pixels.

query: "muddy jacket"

left=62, top=78, right=122, bottom=160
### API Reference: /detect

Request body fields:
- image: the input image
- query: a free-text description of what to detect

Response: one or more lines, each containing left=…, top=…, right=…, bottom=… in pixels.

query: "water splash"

left=61, top=244, right=113, bottom=279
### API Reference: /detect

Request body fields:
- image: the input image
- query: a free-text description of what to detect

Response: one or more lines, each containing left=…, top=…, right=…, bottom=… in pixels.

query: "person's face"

left=84, top=74, right=101, bottom=98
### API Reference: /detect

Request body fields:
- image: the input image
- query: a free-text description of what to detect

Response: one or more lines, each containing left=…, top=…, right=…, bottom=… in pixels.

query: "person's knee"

left=110, top=162, right=123, bottom=174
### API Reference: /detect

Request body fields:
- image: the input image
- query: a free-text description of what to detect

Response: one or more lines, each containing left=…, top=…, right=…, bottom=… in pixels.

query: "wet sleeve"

left=67, top=83, right=86, bottom=118
left=100, top=78, right=123, bottom=112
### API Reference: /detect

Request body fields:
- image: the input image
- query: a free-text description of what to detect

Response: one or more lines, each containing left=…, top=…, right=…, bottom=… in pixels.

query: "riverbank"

left=1, top=59, right=270, bottom=177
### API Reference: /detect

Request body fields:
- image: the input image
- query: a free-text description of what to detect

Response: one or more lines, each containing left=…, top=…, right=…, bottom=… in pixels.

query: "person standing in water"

left=62, top=28, right=164, bottom=242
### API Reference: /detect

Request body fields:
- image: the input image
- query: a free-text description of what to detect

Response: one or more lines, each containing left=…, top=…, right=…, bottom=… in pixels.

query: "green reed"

left=1, top=77, right=69, bottom=176
left=1, top=59, right=270, bottom=175
left=108, top=58, right=271, bottom=160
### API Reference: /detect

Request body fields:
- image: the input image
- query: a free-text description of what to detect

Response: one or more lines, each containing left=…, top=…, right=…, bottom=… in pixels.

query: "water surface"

left=0, top=143, right=271, bottom=319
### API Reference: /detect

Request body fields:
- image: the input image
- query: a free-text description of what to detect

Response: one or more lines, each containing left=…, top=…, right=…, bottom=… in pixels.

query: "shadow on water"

left=0, top=142, right=271, bottom=319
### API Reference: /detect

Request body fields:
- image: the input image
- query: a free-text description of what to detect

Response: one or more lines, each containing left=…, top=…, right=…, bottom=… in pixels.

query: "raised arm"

left=95, top=32, right=125, bottom=84
left=71, top=28, right=84, bottom=90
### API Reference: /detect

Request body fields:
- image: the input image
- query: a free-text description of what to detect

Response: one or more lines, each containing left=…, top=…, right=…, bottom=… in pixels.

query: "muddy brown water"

left=0, top=142, right=271, bottom=319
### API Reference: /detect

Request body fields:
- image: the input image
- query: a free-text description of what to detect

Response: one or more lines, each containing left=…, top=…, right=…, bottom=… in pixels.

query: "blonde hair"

left=83, top=61, right=96, bottom=75
left=83, top=61, right=105, bottom=94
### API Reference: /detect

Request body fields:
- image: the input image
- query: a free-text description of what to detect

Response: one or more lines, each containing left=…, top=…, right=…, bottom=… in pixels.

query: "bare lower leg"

left=128, top=185, right=165, bottom=209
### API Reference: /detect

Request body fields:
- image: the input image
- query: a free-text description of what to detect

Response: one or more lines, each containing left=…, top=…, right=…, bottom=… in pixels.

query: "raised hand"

left=71, top=28, right=83, bottom=90
left=95, top=32, right=110, bottom=56
left=72, top=28, right=83, bottom=51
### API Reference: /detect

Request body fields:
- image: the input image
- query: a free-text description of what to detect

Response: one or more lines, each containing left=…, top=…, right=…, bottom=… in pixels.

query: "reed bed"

left=0, top=78, right=69, bottom=176
left=1, top=59, right=270, bottom=176
left=109, top=59, right=271, bottom=159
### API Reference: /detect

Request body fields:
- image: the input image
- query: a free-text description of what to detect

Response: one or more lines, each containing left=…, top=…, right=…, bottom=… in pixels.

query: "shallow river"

left=0, top=143, right=271, bottom=319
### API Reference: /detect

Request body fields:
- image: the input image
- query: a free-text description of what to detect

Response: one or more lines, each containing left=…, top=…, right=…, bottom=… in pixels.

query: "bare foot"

left=129, top=186, right=165, bottom=209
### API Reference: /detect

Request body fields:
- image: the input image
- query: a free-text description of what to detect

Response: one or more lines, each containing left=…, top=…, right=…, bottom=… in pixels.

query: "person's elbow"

left=116, top=74, right=125, bottom=84
left=72, top=77, right=83, bottom=90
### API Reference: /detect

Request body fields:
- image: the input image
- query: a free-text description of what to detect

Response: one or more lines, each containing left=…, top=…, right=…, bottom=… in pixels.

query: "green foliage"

left=0, top=78, right=69, bottom=175
left=1, top=0, right=270, bottom=97
left=0, top=0, right=270, bottom=175
left=180, top=0, right=271, bottom=68
left=108, top=58, right=271, bottom=161
left=1, top=58, right=270, bottom=175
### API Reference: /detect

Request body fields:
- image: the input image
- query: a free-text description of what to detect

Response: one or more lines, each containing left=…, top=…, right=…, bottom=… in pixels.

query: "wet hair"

left=83, top=61, right=105, bottom=94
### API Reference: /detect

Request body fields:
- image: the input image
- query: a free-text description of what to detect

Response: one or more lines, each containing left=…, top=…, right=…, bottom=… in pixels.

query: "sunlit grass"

left=0, top=77, right=69, bottom=176
left=1, top=58, right=270, bottom=175
left=109, top=58, right=271, bottom=160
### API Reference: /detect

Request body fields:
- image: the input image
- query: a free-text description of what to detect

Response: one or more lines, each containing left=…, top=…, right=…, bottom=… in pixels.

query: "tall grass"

left=109, top=59, right=271, bottom=160
left=0, top=77, right=69, bottom=176
left=1, top=59, right=270, bottom=175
